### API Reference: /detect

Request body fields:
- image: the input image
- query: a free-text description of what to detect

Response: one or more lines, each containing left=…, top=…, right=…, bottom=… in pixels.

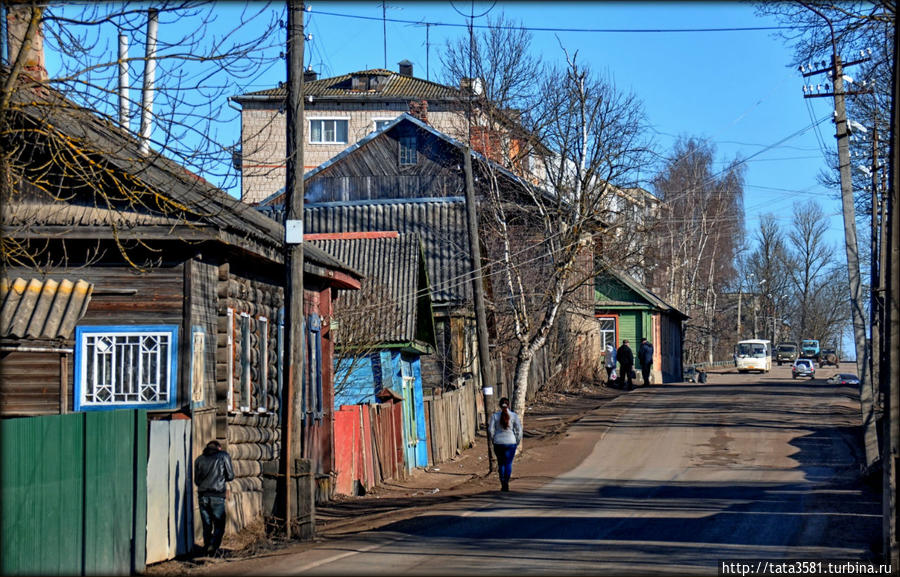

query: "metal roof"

left=302, top=199, right=472, bottom=308
left=236, top=69, right=461, bottom=102
left=309, top=234, right=432, bottom=347
left=596, top=267, right=688, bottom=320
left=1, top=277, right=93, bottom=340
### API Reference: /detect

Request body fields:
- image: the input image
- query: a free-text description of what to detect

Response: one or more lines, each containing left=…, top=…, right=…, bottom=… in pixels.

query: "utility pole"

left=883, top=13, right=898, bottom=567
left=280, top=0, right=305, bottom=540
left=801, top=37, right=876, bottom=465
left=870, top=124, right=882, bottom=393
left=462, top=14, right=495, bottom=472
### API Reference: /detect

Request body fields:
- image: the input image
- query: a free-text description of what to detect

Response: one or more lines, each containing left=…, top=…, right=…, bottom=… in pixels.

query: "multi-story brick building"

left=232, top=61, right=541, bottom=204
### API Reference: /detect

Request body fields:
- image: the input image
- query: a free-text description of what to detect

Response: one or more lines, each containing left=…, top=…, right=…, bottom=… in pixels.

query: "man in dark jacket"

left=194, top=440, right=234, bottom=556
left=616, top=339, right=634, bottom=390
left=639, top=338, right=654, bottom=385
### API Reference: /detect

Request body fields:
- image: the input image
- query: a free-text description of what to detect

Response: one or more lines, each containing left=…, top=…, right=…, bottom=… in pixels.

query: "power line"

left=309, top=8, right=815, bottom=34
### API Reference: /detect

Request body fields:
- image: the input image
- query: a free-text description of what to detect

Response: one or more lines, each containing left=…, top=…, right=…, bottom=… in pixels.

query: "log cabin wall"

left=214, top=261, right=284, bottom=533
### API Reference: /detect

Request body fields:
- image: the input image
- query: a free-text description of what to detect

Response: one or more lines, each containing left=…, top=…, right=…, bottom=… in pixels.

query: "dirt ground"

left=146, top=378, right=631, bottom=575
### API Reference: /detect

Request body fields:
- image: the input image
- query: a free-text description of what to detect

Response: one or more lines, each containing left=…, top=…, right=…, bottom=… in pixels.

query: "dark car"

left=819, top=349, right=839, bottom=368
left=826, top=373, right=860, bottom=385
left=792, top=358, right=816, bottom=379
left=775, top=343, right=798, bottom=366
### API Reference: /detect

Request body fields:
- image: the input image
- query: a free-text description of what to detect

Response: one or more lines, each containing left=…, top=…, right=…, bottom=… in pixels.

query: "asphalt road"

left=213, top=366, right=882, bottom=575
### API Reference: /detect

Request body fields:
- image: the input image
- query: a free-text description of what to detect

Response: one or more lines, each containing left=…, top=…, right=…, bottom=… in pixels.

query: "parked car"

left=819, top=349, right=839, bottom=368
left=826, top=373, right=860, bottom=385
left=775, top=343, right=799, bottom=365
left=792, top=358, right=816, bottom=379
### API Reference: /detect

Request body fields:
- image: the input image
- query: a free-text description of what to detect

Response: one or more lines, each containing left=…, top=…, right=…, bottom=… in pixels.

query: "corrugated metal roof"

left=310, top=234, right=422, bottom=345
left=238, top=69, right=460, bottom=101
left=303, top=199, right=472, bottom=308
left=1, top=277, right=93, bottom=340
left=598, top=267, right=688, bottom=319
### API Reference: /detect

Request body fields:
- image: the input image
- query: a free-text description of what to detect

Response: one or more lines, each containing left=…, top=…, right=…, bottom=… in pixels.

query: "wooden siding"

left=0, top=350, right=66, bottom=416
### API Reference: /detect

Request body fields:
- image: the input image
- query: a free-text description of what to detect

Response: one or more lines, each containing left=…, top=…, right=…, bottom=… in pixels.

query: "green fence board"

left=1, top=414, right=84, bottom=576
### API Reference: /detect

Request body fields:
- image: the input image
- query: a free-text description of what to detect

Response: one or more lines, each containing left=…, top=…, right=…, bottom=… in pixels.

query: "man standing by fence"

left=194, top=440, right=234, bottom=557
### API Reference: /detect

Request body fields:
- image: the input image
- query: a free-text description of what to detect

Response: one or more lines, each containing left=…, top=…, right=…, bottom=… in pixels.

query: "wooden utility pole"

left=280, top=0, right=305, bottom=540
left=884, top=14, right=899, bottom=567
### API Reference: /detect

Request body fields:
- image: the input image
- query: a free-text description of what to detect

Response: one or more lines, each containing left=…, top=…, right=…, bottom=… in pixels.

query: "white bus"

left=735, top=339, right=772, bottom=373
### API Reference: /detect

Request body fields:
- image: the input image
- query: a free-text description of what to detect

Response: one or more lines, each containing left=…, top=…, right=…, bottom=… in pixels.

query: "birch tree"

left=481, top=50, right=650, bottom=418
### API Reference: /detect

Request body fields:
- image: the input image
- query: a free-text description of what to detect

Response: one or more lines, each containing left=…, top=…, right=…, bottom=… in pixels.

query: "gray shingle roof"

left=236, top=69, right=461, bottom=102
left=3, top=79, right=359, bottom=280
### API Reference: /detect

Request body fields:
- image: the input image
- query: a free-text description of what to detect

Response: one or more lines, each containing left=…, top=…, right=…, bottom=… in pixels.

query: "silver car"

left=792, top=358, right=816, bottom=379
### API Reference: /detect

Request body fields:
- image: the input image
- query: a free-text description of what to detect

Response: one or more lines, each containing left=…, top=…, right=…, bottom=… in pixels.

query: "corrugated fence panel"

left=84, top=410, right=146, bottom=576
left=0, top=413, right=84, bottom=575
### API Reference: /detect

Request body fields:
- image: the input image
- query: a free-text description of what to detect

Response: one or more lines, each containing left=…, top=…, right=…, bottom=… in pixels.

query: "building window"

left=597, top=317, right=617, bottom=350
left=74, top=325, right=178, bottom=411
left=309, top=119, right=348, bottom=144
left=399, top=134, right=417, bottom=165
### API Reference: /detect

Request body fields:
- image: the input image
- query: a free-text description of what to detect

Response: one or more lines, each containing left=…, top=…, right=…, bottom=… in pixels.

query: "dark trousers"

left=642, top=365, right=652, bottom=385
left=620, top=363, right=633, bottom=388
left=493, top=443, right=517, bottom=484
left=198, top=494, right=226, bottom=553
left=605, top=366, right=615, bottom=384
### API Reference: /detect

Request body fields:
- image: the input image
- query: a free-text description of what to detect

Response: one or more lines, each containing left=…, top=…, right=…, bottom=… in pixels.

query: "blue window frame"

left=74, top=325, right=179, bottom=411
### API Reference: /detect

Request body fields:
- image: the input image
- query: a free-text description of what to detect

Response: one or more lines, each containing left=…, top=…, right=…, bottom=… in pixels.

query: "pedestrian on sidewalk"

left=194, top=440, right=234, bottom=557
left=617, top=339, right=635, bottom=390
left=488, top=397, right=522, bottom=492
left=604, top=343, right=617, bottom=386
left=639, top=338, right=654, bottom=385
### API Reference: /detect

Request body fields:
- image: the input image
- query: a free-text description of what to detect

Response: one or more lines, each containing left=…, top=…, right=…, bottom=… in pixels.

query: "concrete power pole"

left=281, top=0, right=306, bottom=540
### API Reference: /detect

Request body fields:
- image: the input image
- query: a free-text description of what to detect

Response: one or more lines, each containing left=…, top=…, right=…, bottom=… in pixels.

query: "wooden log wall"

left=214, top=262, right=284, bottom=533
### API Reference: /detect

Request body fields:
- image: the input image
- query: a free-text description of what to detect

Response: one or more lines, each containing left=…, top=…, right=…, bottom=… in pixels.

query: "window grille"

left=75, top=325, right=178, bottom=411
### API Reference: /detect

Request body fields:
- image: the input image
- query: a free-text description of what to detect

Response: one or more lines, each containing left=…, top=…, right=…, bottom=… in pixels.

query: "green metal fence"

left=1, top=410, right=147, bottom=575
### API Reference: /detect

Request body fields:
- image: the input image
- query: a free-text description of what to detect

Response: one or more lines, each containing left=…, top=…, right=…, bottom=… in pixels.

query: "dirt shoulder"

left=146, top=380, right=631, bottom=574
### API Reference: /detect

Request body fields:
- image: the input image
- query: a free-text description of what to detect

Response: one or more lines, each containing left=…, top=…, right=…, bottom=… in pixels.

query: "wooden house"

left=308, top=232, right=435, bottom=491
left=594, top=268, right=687, bottom=383
left=0, top=80, right=361, bottom=561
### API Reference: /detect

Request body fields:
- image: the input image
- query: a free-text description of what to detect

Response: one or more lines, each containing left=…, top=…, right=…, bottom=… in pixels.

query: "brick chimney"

left=398, top=59, right=413, bottom=77
left=6, top=4, right=47, bottom=82
left=408, top=100, right=428, bottom=124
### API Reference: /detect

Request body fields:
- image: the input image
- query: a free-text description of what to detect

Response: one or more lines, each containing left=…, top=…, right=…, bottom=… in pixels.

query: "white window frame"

left=597, top=316, right=617, bottom=351
left=309, top=117, right=349, bottom=144
left=74, top=325, right=178, bottom=411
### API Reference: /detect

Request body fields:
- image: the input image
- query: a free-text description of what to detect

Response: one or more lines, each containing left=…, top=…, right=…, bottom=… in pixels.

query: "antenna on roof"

left=382, top=1, right=387, bottom=69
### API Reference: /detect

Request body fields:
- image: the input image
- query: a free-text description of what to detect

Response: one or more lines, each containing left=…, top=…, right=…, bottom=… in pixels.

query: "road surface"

left=213, top=366, right=881, bottom=575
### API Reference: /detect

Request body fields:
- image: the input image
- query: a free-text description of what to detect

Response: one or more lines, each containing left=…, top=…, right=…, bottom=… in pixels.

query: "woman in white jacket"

left=488, top=397, right=522, bottom=492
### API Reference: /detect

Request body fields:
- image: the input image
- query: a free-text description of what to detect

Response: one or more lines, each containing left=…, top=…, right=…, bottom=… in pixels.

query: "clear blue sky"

left=255, top=2, right=844, bottom=253
left=42, top=1, right=847, bottom=257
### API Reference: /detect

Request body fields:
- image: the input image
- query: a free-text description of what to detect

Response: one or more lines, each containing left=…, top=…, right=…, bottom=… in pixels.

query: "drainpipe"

left=138, top=8, right=158, bottom=155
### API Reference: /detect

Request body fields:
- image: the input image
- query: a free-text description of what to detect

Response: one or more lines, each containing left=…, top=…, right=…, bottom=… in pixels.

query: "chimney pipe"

left=5, top=4, right=47, bottom=82
left=139, top=8, right=158, bottom=155
left=118, top=33, right=129, bottom=130
left=398, top=59, right=413, bottom=77
left=303, top=65, right=317, bottom=82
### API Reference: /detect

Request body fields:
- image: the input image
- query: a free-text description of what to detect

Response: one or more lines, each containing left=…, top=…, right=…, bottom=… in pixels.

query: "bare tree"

left=479, top=49, right=650, bottom=419
left=650, top=137, right=745, bottom=364
left=746, top=214, right=793, bottom=342
left=1, top=1, right=281, bottom=269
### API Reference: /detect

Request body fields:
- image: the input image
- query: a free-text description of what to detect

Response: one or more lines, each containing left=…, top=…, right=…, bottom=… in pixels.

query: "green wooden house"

left=595, top=268, right=687, bottom=383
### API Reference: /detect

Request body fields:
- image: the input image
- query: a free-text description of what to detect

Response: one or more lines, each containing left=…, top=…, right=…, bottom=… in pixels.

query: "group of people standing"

left=604, top=337, right=654, bottom=390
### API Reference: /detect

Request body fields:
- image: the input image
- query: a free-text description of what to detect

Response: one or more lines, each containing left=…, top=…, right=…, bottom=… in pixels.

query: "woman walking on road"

left=488, top=397, right=522, bottom=492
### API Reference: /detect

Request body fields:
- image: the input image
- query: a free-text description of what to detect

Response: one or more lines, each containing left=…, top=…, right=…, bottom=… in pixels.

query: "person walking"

left=617, top=339, right=635, bottom=390
left=639, top=337, right=654, bottom=386
left=488, top=397, right=522, bottom=492
left=604, top=343, right=617, bottom=386
left=194, top=440, right=234, bottom=557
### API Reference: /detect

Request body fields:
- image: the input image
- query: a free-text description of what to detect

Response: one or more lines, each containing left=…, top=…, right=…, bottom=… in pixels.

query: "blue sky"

left=41, top=1, right=846, bottom=254
left=264, top=2, right=843, bottom=252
